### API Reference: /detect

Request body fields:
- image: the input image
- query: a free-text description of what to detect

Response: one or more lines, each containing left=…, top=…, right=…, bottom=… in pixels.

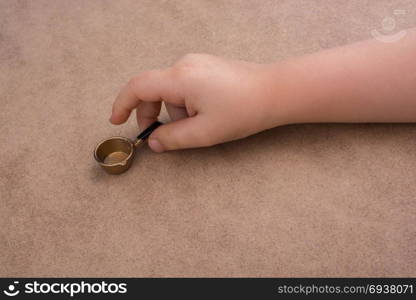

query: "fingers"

left=110, top=69, right=180, bottom=125
left=136, top=102, right=162, bottom=130
left=148, top=116, right=212, bottom=152
left=165, top=102, right=189, bottom=121
left=111, top=67, right=211, bottom=152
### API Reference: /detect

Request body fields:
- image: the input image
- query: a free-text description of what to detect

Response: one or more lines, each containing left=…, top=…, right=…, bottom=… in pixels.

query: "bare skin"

left=110, top=28, right=416, bottom=153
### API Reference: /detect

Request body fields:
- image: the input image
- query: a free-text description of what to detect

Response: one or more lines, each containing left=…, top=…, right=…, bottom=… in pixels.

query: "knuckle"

left=179, top=53, right=205, bottom=63
left=171, top=53, right=211, bottom=81
left=175, top=53, right=210, bottom=67
left=127, top=76, right=140, bottom=89
left=169, top=64, right=194, bottom=82
left=128, top=70, right=157, bottom=88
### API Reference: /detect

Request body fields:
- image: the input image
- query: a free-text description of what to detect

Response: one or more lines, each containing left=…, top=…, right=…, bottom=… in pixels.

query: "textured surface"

left=1, top=0, right=416, bottom=277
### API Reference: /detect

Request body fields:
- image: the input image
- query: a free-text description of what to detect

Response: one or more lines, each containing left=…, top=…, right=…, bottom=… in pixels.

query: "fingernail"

left=148, top=139, right=164, bottom=153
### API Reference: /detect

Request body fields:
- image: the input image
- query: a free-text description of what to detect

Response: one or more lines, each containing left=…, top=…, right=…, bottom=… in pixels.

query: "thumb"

left=148, top=116, right=211, bottom=152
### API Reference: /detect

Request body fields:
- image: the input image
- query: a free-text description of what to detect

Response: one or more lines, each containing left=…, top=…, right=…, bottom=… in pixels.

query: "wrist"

left=260, top=60, right=306, bottom=127
left=263, top=55, right=332, bottom=127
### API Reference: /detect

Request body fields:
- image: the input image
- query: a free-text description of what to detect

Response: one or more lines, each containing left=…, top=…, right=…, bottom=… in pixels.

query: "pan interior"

left=95, top=138, right=133, bottom=165
left=104, top=151, right=129, bottom=164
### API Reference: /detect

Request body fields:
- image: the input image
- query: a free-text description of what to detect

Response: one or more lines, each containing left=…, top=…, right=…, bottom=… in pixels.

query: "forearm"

left=269, top=28, right=416, bottom=125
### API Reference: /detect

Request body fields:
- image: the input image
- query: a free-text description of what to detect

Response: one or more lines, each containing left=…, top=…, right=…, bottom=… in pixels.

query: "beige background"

left=1, top=0, right=415, bottom=277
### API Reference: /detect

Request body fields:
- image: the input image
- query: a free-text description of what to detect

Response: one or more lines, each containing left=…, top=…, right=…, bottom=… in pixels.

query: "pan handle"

left=134, top=121, right=162, bottom=146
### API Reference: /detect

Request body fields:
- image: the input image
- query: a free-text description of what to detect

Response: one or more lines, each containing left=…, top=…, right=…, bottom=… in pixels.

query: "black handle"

left=137, top=121, right=162, bottom=141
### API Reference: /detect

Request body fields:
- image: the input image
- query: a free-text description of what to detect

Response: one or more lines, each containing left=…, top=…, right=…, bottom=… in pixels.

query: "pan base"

left=104, top=151, right=129, bottom=164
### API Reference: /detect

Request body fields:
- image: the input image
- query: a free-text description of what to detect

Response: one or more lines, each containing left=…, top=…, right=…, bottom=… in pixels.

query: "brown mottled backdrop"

left=1, top=0, right=415, bottom=277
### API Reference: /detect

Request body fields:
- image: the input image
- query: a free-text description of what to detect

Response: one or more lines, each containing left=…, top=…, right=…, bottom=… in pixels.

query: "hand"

left=111, top=31, right=416, bottom=153
left=110, top=54, right=283, bottom=152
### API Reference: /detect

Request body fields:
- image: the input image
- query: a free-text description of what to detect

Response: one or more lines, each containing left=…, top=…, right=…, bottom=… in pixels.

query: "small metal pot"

left=94, top=121, right=162, bottom=175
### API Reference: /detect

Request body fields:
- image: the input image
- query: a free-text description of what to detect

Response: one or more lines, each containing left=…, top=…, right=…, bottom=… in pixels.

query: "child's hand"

left=111, top=29, right=416, bottom=152
left=110, top=54, right=284, bottom=152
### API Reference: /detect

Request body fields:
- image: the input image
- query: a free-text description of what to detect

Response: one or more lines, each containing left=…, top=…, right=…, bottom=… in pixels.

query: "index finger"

left=110, top=69, right=177, bottom=125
